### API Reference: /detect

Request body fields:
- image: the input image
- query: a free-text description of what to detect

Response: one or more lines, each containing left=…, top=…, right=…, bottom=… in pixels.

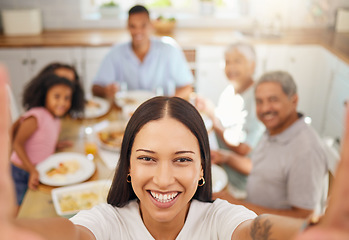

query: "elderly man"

left=92, top=5, right=193, bottom=100
left=214, top=71, right=328, bottom=218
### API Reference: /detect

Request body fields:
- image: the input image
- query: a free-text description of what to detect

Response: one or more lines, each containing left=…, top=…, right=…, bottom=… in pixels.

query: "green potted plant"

left=99, top=1, right=120, bottom=18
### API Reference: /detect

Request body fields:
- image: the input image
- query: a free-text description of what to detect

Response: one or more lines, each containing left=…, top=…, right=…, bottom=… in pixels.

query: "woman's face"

left=130, top=116, right=203, bottom=226
left=54, top=68, right=75, bottom=82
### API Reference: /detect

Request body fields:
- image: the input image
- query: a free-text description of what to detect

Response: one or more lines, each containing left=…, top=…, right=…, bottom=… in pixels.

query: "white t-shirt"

left=70, top=199, right=256, bottom=240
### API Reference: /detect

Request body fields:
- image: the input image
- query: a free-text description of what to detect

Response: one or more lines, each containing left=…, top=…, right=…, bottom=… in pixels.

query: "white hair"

left=225, top=41, right=256, bottom=63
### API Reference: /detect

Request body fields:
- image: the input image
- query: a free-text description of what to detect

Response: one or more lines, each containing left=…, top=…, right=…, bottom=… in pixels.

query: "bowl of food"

left=97, top=121, right=127, bottom=152
left=51, top=179, right=112, bottom=218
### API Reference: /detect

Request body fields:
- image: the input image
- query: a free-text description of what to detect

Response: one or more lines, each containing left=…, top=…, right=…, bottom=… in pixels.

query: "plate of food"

left=36, top=152, right=96, bottom=187
left=84, top=97, right=110, bottom=119
left=97, top=121, right=127, bottom=152
left=51, top=179, right=112, bottom=218
left=114, top=90, right=155, bottom=108
left=211, top=164, right=228, bottom=193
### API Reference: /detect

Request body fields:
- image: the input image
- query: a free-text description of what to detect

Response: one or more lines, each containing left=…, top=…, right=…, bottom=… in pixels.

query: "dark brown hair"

left=128, top=5, right=149, bottom=18
left=107, top=96, right=212, bottom=207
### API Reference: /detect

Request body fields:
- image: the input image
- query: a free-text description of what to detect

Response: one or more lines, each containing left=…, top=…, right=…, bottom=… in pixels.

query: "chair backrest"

left=315, top=137, right=341, bottom=215
left=6, top=84, right=20, bottom=122
left=314, top=172, right=329, bottom=215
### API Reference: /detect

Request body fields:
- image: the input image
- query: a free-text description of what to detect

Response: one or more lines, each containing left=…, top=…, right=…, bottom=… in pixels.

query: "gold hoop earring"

left=198, top=177, right=205, bottom=187
left=126, top=174, right=131, bottom=183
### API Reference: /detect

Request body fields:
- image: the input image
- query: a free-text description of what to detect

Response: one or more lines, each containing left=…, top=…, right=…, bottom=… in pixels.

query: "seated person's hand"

left=195, top=95, right=215, bottom=119
left=211, top=149, right=228, bottom=165
left=28, top=169, right=40, bottom=190
left=105, top=83, right=119, bottom=99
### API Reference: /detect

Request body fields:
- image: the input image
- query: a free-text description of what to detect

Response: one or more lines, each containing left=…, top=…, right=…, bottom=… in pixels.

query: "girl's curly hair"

left=22, top=62, right=85, bottom=116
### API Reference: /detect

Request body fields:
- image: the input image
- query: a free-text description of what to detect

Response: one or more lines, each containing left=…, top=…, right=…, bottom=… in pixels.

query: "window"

left=81, top=0, right=250, bottom=25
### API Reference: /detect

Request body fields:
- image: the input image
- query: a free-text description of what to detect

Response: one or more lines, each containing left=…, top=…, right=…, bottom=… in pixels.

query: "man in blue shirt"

left=92, top=5, right=193, bottom=100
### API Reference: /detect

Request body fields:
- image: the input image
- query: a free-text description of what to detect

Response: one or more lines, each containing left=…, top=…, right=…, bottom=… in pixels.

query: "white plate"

left=96, top=121, right=127, bottom=152
left=211, top=164, right=228, bottom=193
left=51, top=179, right=112, bottom=218
left=115, top=90, right=155, bottom=108
left=84, top=97, right=110, bottom=119
left=36, top=152, right=96, bottom=186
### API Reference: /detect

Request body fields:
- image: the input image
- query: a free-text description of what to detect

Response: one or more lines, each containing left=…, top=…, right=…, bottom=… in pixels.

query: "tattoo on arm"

left=250, top=215, right=275, bottom=240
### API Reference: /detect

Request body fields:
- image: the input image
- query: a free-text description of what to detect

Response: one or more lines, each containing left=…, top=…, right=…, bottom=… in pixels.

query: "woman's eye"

left=175, top=158, right=193, bottom=163
left=138, top=156, right=153, bottom=162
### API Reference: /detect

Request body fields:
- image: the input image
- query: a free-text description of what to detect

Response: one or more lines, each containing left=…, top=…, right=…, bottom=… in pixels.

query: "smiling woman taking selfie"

left=1, top=68, right=349, bottom=239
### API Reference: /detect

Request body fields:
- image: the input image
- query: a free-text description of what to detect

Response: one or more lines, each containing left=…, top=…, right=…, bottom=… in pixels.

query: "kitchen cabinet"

left=322, top=55, right=349, bottom=141
left=80, top=47, right=110, bottom=97
left=195, top=45, right=227, bottom=105
left=0, top=47, right=82, bottom=113
left=283, top=45, right=330, bottom=131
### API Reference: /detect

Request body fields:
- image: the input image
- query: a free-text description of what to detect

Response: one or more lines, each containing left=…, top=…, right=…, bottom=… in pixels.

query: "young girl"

left=22, top=62, right=85, bottom=118
left=11, top=73, right=76, bottom=206
left=1, top=95, right=349, bottom=239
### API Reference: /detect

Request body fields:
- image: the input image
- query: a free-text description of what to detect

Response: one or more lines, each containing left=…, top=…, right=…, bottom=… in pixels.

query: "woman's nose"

left=153, top=161, right=175, bottom=188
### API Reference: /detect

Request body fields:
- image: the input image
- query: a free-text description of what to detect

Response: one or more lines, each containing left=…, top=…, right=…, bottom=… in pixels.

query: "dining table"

left=17, top=101, right=121, bottom=219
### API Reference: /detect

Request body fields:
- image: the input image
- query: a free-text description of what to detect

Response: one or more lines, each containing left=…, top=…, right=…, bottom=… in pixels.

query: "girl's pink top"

left=11, top=107, right=61, bottom=167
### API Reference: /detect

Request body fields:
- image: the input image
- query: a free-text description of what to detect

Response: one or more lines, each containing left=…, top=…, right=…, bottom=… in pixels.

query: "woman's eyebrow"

left=136, top=149, right=155, bottom=153
left=175, top=151, right=195, bottom=155
left=135, top=149, right=195, bottom=155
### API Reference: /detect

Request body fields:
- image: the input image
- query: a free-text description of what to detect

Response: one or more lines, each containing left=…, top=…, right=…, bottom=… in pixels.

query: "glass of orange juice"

left=84, top=126, right=98, bottom=160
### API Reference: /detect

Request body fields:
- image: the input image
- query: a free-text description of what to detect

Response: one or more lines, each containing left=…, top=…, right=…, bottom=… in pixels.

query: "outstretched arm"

left=92, top=83, right=118, bottom=99
left=0, top=65, right=95, bottom=240
left=232, top=214, right=303, bottom=240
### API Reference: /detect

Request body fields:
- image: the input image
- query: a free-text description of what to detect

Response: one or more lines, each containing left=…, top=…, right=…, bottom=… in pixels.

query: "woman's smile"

left=148, top=190, right=180, bottom=208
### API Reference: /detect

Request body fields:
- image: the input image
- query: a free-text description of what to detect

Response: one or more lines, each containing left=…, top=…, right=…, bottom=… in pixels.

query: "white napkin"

left=98, top=148, right=120, bottom=169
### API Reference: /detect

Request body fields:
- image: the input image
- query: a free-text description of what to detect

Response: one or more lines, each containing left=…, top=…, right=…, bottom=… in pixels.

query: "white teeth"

left=150, top=191, right=178, bottom=203
left=262, top=113, right=275, bottom=120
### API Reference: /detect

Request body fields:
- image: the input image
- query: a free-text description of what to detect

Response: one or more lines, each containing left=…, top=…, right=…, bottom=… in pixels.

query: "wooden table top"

left=0, top=28, right=348, bottom=64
